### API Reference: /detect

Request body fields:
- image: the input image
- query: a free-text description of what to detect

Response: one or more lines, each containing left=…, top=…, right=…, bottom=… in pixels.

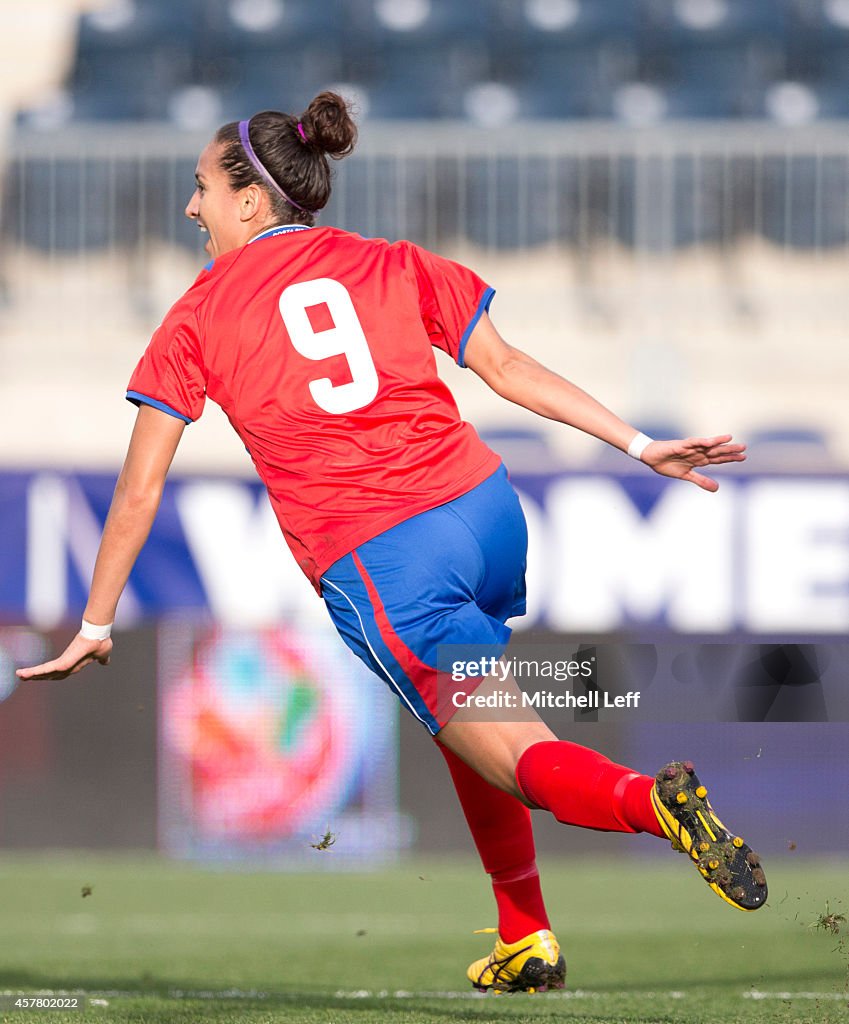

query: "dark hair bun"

left=299, top=91, right=357, bottom=160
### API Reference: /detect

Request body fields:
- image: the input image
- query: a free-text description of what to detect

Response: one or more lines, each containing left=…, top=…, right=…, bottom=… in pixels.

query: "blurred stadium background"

left=1, top=0, right=848, bottom=873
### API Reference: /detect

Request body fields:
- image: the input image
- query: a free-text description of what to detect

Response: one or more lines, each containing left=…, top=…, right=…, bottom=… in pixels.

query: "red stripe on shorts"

left=351, top=550, right=446, bottom=723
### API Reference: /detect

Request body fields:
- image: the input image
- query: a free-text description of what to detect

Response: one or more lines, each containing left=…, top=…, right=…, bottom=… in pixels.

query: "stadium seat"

left=195, top=0, right=347, bottom=63
left=75, top=0, right=192, bottom=50
left=786, top=0, right=849, bottom=80
left=354, top=0, right=496, bottom=115
left=646, top=79, right=739, bottom=119
left=478, top=428, right=558, bottom=471
left=807, top=80, right=849, bottom=117
left=166, top=85, right=227, bottom=131
left=360, top=29, right=491, bottom=120
left=363, top=0, right=492, bottom=44
left=642, top=0, right=788, bottom=47
left=194, top=46, right=347, bottom=111
left=191, top=0, right=347, bottom=104
left=517, top=50, right=628, bottom=119
left=229, top=76, right=374, bottom=122
left=69, top=0, right=195, bottom=120
left=516, top=0, right=639, bottom=49
left=507, top=10, right=639, bottom=112
left=784, top=40, right=849, bottom=113
left=749, top=426, right=830, bottom=447
left=506, top=0, right=640, bottom=84
left=71, top=43, right=194, bottom=120
left=746, top=426, right=834, bottom=468
left=638, top=0, right=788, bottom=118
left=636, top=36, right=785, bottom=119
left=365, top=82, right=445, bottom=119
left=354, top=0, right=493, bottom=118
left=14, top=92, right=75, bottom=133
left=758, top=79, right=822, bottom=123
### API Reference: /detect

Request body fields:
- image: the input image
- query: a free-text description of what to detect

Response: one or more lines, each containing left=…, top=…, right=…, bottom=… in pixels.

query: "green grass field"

left=0, top=853, right=846, bottom=1024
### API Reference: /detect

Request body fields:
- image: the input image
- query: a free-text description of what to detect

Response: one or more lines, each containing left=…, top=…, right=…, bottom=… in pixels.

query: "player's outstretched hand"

left=641, top=434, right=746, bottom=492
left=15, top=634, right=113, bottom=681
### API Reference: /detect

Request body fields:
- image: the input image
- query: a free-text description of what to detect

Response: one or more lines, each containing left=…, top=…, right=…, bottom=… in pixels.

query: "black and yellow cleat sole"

left=514, top=953, right=567, bottom=993
left=472, top=954, right=567, bottom=994
left=651, top=760, right=767, bottom=912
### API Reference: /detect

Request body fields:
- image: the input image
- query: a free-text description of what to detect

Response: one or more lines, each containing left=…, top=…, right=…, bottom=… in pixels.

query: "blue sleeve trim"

left=126, top=391, right=193, bottom=424
left=457, top=286, right=495, bottom=368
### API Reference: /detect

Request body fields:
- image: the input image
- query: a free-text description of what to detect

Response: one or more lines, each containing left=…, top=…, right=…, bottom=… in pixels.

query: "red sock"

left=490, top=863, right=550, bottom=944
left=438, top=743, right=550, bottom=943
left=515, top=740, right=664, bottom=837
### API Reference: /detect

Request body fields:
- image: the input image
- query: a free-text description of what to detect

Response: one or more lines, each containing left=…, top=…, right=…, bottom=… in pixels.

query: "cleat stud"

left=731, top=886, right=747, bottom=901
left=752, top=868, right=767, bottom=886
left=695, top=785, right=707, bottom=798
left=676, top=792, right=688, bottom=804
left=707, top=858, right=720, bottom=870
left=699, top=842, right=710, bottom=852
left=683, top=761, right=695, bottom=774
left=732, top=836, right=744, bottom=848
left=663, top=766, right=678, bottom=780
left=746, top=852, right=760, bottom=867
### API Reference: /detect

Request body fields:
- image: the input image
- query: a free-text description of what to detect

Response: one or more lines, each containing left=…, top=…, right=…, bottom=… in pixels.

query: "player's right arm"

left=463, top=312, right=746, bottom=492
left=16, top=405, right=185, bottom=681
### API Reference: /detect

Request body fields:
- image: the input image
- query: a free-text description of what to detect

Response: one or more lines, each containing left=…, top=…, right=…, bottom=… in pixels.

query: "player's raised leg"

left=439, top=671, right=768, bottom=913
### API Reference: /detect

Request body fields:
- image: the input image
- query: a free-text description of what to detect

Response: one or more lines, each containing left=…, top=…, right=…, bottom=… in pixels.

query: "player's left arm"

left=463, top=311, right=745, bottom=492
left=16, top=405, right=186, bottom=680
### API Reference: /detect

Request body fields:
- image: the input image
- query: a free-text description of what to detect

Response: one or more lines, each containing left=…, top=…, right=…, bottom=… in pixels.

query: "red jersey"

left=127, top=225, right=501, bottom=589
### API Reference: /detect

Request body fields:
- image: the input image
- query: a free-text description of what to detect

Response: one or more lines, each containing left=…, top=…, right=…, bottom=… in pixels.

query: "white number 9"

left=279, top=278, right=379, bottom=414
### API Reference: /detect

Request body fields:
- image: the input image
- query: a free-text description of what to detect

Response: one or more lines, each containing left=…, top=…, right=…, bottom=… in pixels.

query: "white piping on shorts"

left=321, top=575, right=430, bottom=729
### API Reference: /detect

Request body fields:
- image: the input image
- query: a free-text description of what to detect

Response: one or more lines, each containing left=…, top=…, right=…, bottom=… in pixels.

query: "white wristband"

left=80, top=618, right=113, bottom=641
left=627, top=431, right=654, bottom=461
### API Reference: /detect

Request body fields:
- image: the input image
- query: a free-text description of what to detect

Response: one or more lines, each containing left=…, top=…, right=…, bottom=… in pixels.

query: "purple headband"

left=238, top=119, right=313, bottom=214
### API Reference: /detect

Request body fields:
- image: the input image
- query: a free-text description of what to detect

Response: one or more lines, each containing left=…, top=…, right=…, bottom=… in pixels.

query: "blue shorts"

left=320, top=464, right=527, bottom=734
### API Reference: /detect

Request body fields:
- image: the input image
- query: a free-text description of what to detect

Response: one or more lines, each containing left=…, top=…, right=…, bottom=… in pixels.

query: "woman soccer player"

left=17, top=91, right=766, bottom=992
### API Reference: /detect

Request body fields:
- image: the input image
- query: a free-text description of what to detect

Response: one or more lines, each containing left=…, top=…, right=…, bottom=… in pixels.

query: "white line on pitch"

left=744, top=991, right=848, bottom=1001
left=2, top=987, right=846, bottom=1003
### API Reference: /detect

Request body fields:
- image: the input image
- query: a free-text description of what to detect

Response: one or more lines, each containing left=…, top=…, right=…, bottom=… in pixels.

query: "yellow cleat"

left=467, top=929, right=566, bottom=993
left=651, top=761, right=767, bottom=912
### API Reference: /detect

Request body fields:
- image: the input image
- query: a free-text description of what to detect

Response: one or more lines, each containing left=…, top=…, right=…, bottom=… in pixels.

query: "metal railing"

left=5, top=120, right=849, bottom=257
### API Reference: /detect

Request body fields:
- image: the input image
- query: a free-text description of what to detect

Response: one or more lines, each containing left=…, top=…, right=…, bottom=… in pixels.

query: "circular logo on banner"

left=165, top=625, right=361, bottom=843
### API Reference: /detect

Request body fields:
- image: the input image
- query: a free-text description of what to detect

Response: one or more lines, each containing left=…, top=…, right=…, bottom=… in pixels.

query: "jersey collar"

left=203, top=224, right=311, bottom=272
left=248, top=224, right=312, bottom=244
